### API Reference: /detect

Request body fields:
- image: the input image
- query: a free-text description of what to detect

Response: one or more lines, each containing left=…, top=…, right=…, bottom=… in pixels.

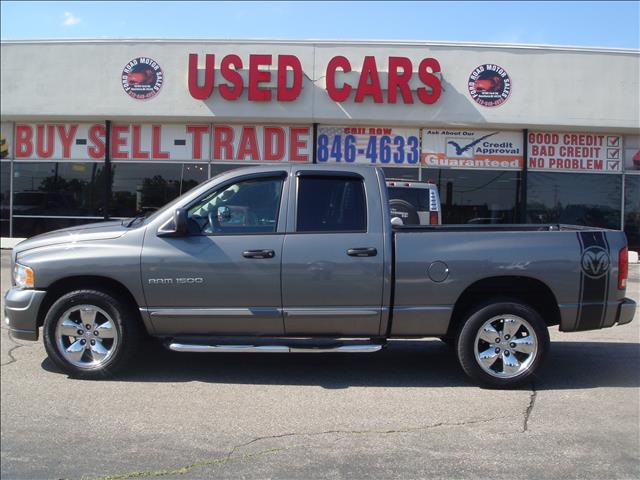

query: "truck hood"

left=13, top=221, right=129, bottom=254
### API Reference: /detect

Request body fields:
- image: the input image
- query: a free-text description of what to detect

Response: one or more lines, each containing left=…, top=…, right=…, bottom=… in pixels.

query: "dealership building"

left=0, top=39, right=639, bottom=250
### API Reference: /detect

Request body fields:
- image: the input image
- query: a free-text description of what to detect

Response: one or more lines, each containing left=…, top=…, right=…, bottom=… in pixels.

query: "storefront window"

left=527, top=172, right=622, bottom=229
left=1, top=162, right=10, bottom=236
left=13, top=162, right=106, bottom=217
left=382, top=167, right=420, bottom=181
left=422, top=169, right=521, bottom=224
left=624, top=175, right=640, bottom=250
left=110, top=163, right=208, bottom=217
left=210, top=164, right=247, bottom=179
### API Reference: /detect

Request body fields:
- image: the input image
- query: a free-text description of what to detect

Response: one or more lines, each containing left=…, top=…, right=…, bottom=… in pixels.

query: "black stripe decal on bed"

left=576, top=231, right=610, bottom=331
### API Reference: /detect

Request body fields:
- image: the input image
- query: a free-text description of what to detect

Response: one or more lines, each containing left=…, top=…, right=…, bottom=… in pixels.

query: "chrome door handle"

left=347, top=247, right=377, bottom=257
left=243, top=249, right=275, bottom=259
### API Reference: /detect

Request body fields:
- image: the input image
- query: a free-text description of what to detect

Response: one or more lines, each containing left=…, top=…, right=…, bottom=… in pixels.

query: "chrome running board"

left=167, top=343, right=383, bottom=353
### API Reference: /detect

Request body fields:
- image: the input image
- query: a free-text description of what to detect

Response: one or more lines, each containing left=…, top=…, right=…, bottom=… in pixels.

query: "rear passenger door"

left=281, top=170, right=385, bottom=336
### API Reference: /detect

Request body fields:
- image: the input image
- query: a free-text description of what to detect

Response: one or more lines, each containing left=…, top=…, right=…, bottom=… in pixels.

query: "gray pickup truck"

left=5, top=165, right=636, bottom=387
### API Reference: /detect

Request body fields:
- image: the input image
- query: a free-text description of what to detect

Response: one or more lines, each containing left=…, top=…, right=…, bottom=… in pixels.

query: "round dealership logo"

left=121, top=57, right=164, bottom=100
left=581, top=246, right=610, bottom=278
left=468, top=64, right=511, bottom=107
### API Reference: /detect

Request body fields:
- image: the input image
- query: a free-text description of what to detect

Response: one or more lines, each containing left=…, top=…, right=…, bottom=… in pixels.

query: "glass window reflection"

left=1, top=162, right=10, bottom=236
left=624, top=175, right=640, bottom=250
left=110, top=163, right=208, bottom=217
left=13, top=162, right=105, bottom=217
left=527, top=172, right=621, bottom=229
left=382, top=167, right=419, bottom=181
left=422, top=169, right=520, bottom=224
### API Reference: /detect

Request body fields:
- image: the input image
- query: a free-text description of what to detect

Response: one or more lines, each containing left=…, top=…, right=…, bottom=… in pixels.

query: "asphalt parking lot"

left=1, top=249, right=639, bottom=480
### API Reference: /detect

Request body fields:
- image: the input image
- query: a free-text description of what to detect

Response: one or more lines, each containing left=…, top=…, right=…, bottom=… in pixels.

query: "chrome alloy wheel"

left=54, top=305, right=118, bottom=368
left=473, top=314, right=538, bottom=379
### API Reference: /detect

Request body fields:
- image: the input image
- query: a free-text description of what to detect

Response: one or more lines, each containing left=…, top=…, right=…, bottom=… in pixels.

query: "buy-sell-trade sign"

left=421, top=129, right=524, bottom=170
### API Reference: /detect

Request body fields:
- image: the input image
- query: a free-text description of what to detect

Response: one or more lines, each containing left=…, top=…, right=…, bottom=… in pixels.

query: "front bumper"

left=4, top=288, right=47, bottom=341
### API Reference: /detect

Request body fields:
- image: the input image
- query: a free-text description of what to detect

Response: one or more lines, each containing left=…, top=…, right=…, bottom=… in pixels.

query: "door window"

left=188, top=177, right=283, bottom=234
left=296, top=176, right=366, bottom=232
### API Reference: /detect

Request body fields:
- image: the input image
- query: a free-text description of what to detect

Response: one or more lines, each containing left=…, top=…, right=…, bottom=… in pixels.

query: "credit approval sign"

left=421, top=129, right=524, bottom=170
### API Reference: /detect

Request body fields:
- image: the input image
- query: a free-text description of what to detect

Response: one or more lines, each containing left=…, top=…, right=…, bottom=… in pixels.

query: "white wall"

left=1, top=40, right=639, bottom=132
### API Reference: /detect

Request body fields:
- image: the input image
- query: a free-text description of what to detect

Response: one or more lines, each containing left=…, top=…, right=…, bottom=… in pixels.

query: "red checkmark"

left=607, top=136, right=620, bottom=147
left=607, top=148, right=620, bottom=159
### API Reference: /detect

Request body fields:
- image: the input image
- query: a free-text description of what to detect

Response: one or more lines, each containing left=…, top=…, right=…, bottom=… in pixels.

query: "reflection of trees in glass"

left=110, top=164, right=207, bottom=217
left=140, top=175, right=179, bottom=210
left=139, top=174, right=200, bottom=212
left=182, top=179, right=198, bottom=193
left=87, top=164, right=112, bottom=215
left=34, top=163, right=110, bottom=215
left=39, top=174, right=68, bottom=192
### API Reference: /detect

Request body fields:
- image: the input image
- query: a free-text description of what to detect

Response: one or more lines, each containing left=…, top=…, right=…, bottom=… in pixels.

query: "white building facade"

left=1, top=39, right=639, bottom=249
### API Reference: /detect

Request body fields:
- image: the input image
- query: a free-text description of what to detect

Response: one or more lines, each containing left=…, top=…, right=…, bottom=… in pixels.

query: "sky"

left=0, top=1, right=639, bottom=49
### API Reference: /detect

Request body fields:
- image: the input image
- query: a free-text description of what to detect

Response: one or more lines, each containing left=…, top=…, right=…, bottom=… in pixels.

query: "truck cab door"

left=281, top=169, right=386, bottom=336
left=141, top=171, right=289, bottom=336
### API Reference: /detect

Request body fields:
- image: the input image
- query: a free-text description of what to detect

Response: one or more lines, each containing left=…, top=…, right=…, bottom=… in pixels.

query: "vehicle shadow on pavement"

left=40, top=340, right=639, bottom=390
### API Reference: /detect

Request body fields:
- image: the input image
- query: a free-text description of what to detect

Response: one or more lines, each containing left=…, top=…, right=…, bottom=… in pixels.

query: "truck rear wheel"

left=43, top=289, right=140, bottom=379
left=456, top=301, right=549, bottom=388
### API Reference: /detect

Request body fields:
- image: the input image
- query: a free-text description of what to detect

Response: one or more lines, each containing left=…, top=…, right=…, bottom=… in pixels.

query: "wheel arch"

left=37, top=276, right=147, bottom=333
left=446, top=275, right=560, bottom=338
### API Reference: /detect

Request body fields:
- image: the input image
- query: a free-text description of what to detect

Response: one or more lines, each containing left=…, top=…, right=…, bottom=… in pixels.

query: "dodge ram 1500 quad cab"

left=5, top=165, right=636, bottom=387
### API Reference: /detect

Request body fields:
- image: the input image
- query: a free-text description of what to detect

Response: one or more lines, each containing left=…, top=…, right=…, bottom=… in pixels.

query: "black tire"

left=438, top=337, right=456, bottom=348
left=389, top=199, right=420, bottom=225
left=456, top=300, right=550, bottom=388
left=43, top=289, right=140, bottom=379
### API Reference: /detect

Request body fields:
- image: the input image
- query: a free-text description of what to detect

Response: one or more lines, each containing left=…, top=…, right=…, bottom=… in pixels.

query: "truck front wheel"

left=456, top=301, right=549, bottom=388
left=43, top=289, right=140, bottom=379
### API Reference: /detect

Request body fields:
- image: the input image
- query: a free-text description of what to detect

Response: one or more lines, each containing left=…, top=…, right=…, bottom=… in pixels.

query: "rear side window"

left=296, top=177, right=366, bottom=232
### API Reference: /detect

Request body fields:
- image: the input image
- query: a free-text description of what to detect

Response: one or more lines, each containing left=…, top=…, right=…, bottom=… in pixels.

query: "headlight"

left=13, top=264, right=34, bottom=289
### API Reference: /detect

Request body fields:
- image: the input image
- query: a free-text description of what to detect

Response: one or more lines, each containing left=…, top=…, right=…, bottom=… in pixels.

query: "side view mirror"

left=174, top=208, right=188, bottom=235
left=158, top=207, right=188, bottom=237
left=390, top=216, right=404, bottom=226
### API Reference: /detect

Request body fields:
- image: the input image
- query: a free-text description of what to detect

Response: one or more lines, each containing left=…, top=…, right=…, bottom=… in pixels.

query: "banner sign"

left=189, top=54, right=442, bottom=105
left=317, top=126, right=420, bottom=166
left=11, top=123, right=311, bottom=163
left=421, top=129, right=523, bottom=170
left=211, top=125, right=311, bottom=162
left=14, top=123, right=106, bottom=160
left=110, top=124, right=210, bottom=161
left=528, top=131, right=623, bottom=173
left=0, top=122, right=12, bottom=159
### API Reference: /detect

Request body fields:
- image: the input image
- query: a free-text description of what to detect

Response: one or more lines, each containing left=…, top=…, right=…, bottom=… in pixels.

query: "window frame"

left=293, top=171, right=368, bottom=234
